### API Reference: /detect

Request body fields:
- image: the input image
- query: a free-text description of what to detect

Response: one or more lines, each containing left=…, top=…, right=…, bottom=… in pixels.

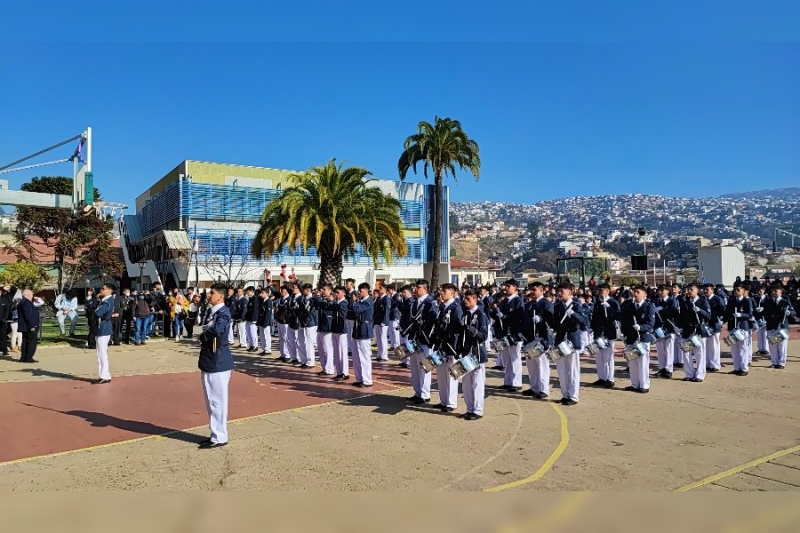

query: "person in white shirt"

left=55, top=289, right=79, bottom=336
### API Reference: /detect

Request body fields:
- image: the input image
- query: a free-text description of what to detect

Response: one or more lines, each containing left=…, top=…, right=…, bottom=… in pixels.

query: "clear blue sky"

left=1, top=1, right=799, bottom=206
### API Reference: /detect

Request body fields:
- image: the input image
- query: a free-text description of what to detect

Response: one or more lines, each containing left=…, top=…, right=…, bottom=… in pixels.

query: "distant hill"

left=719, top=187, right=800, bottom=200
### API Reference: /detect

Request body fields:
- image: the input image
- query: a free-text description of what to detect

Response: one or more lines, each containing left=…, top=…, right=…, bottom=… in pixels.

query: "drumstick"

left=559, top=302, right=573, bottom=324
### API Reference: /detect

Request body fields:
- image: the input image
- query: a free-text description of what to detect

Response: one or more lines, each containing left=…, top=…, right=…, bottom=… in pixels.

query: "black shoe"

left=291, top=360, right=300, bottom=365
left=407, top=395, right=421, bottom=402
left=707, top=368, right=720, bottom=373
left=662, top=372, right=672, bottom=379
left=522, top=389, right=536, bottom=396
left=398, top=362, right=409, bottom=368
left=353, top=382, right=364, bottom=387
left=198, top=441, right=228, bottom=449
left=493, top=366, right=504, bottom=370
left=624, top=385, right=637, bottom=392
left=465, top=413, right=483, bottom=420
left=458, top=412, right=469, bottom=419
left=674, top=363, right=684, bottom=368
left=731, top=370, right=743, bottom=376
left=260, top=351, right=269, bottom=356
left=91, top=378, right=111, bottom=384
left=682, top=377, right=693, bottom=381
left=300, top=364, right=312, bottom=369
left=440, top=406, right=455, bottom=413
left=602, top=380, right=615, bottom=388
left=318, top=371, right=334, bottom=376
left=20, top=359, right=39, bottom=363
left=538, top=393, right=549, bottom=399
left=199, top=437, right=212, bottom=445
left=411, top=397, right=429, bottom=405
left=740, top=371, right=749, bottom=376
left=562, top=398, right=578, bottom=406
left=636, top=388, right=649, bottom=394
left=690, top=377, right=703, bottom=383
left=591, top=379, right=606, bottom=387
left=777, top=365, right=786, bottom=369
left=498, top=384, right=513, bottom=390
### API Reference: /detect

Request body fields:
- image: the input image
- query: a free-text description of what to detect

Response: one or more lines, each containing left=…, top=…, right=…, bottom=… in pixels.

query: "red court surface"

left=0, top=361, right=411, bottom=464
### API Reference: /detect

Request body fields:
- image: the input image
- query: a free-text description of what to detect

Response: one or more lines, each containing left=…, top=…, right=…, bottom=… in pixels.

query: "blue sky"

left=1, top=1, right=799, bottom=207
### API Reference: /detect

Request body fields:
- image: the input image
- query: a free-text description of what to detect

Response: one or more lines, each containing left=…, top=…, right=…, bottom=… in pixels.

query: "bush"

left=0, top=260, right=50, bottom=292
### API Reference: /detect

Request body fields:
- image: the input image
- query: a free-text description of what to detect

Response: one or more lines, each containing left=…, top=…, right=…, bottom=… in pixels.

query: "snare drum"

left=768, top=329, right=789, bottom=346
left=522, top=340, right=547, bottom=360
left=421, top=351, right=445, bottom=373
left=755, top=318, right=767, bottom=330
left=491, top=338, right=510, bottom=352
left=653, top=327, right=666, bottom=340
left=449, top=355, right=478, bottom=379
left=723, top=333, right=739, bottom=347
left=622, top=342, right=649, bottom=362
left=680, top=335, right=702, bottom=353
left=586, top=336, right=609, bottom=356
left=392, top=339, right=419, bottom=360
left=546, top=340, right=574, bottom=363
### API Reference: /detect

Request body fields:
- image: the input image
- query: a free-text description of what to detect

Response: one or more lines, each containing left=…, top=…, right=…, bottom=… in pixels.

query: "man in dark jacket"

left=522, top=281, right=555, bottom=398
left=0, top=286, right=11, bottom=356
left=433, top=283, right=463, bottom=412
left=678, top=282, right=712, bottom=383
left=457, top=289, right=489, bottom=420
left=548, top=283, right=589, bottom=405
left=244, top=286, right=260, bottom=352
left=349, top=283, right=374, bottom=388
left=256, top=288, right=273, bottom=356
left=372, top=284, right=392, bottom=362
left=653, top=285, right=680, bottom=379
left=197, top=283, right=233, bottom=449
left=17, top=289, right=40, bottom=363
left=93, top=283, right=116, bottom=384
left=84, top=287, right=99, bottom=349
left=312, top=283, right=335, bottom=376
left=620, top=285, right=656, bottom=393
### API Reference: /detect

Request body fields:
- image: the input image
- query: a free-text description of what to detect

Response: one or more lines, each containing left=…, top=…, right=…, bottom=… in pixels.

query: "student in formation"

left=590, top=283, right=620, bottom=387
left=490, top=279, right=524, bottom=392
left=256, top=287, right=273, bottom=355
left=702, top=283, right=726, bottom=373
left=457, top=289, right=489, bottom=420
left=287, top=283, right=302, bottom=364
left=373, top=284, right=392, bottom=362
left=670, top=284, right=685, bottom=369
left=244, top=286, right=260, bottom=352
left=762, top=282, right=796, bottom=369
left=678, top=282, right=711, bottom=383
left=619, top=285, right=655, bottom=393
left=274, top=285, right=291, bottom=362
left=93, top=283, right=117, bottom=385
left=312, top=283, right=336, bottom=376
left=521, top=281, right=554, bottom=398
left=653, top=284, right=679, bottom=379
left=387, top=283, right=403, bottom=350
left=349, top=282, right=374, bottom=387
left=753, top=285, right=770, bottom=356
left=433, top=283, right=463, bottom=412
left=548, top=283, right=588, bottom=405
left=297, top=284, right=318, bottom=369
left=724, top=282, right=753, bottom=376
left=396, top=285, right=414, bottom=368
left=329, top=286, right=350, bottom=381
left=405, top=280, right=437, bottom=404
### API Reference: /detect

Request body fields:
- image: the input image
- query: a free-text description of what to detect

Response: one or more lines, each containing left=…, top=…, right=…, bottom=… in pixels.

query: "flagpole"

left=193, top=222, right=199, bottom=289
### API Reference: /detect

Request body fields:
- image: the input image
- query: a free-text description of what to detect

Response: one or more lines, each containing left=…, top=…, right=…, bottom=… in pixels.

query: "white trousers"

left=502, top=342, right=523, bottom=387
left=201, top=370, right=231, bottom=444
left=244, top=322, right=257, bottom=348
left=731, top=333, right=752, bottom=372
left=390, top=320, right=401, bottom=348
left=317, top=331, right=335, bottom=373
left=287, top=328, right=299, bottom=361
left=757, top=328, right=768, bottom=353
left=228, top=321, right=234, bottom=344
left=353, top=338, right=373, bottom=385
left=767, top=330, right=788, bottom=366
left=556, top=351, right=580, bottom=402
left=436, top=356, right=459, bottom=408
left=626, top=344, right=651, bottom=390
left=682, top=339, right=706, bottom=380
left=526, top=353, right=551, bottom=394
left=332, top=333, right=349, bottom=376
left=705, top=333, right=721, bottom=370
left=462, top=364, right=486, bottom=416
left=258, top=325, right=271, bottom=352
left=656, top=335, right=676, bottom=372
left=375, top=324, right=389, bottom=360
left=346, top=320, right=356, bottom=355
left=237, top=321, right=248, bottom=346
left=96, top=334, right=111, bottom=380
left=580, top=330, right=590, bottom=352
left=299, top=326, right=317, bottom=365
left=411, top=345, right=432, bottom=399
left=594, top=344, right=616, bottom=382
left=485, top=322, right=493, bottom=352
left=673, top=335, right=682, bottom=364
left=277, top=323, right=289, bottom=357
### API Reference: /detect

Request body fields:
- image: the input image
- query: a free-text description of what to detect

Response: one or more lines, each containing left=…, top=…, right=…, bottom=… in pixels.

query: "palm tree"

left=251, top=159, right=408, bottom=286
left=398, top=116, right=480, bottom=288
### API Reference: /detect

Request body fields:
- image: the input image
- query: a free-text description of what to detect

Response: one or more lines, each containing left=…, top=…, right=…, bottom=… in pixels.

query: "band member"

left=670, top=284, right=684, bottom=368
left=344, top=278, right=357, bottom=357
left=432, top=283, right=463, bottom=412
left=287, top=283, right=302, bottom=364
left=702, top=283, right=726, bottom=372
left=404, top=279, right=437, bottom=404
left=387, top=284, right=403, bottom=350
left=678, top=282, right=711, bottom=382
left=458, top=289, right=489, bottom=420
left=329, top=286, right=350, bottom=381
left=198, top=283, right=233, bottom=449
left=313, top=283, right=335, bottom=376
left=244, top=286, right=260, bottom=352
left=274, top=285, right=291, bottom=362
left=590, top=283, right=620, bottom=387
left=373, top=284, right=391, bottom=362
left=397, top=285, right=414, bottom=368
left=548, top=283, right=588, bottom=405
left=763, top=283, right=796, bottom=369
left=349, top=282, right=374, bottom=387
left=653, top=284, right=679, bottom=378
left=298, top=284, right=318, bottom=369
left=490, top=279, right=524, bottom=392
left=522, top=282, right=554, bottom=398
left=724, top=282, right=753, bottom=375
left=256, top=288, right=273, bottom=355
left=235, top=287, right=248, bottom=349
left=620, top=285, right=655, bottom=393
left=479, top=285, right=494, bottom=355
left=753, top=285, right=769, bottom=355
left=93, top=283, right=116, bottom=384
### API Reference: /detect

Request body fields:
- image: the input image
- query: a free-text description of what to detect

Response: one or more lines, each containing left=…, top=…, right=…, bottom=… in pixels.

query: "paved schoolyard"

left=1, top=330, right=798, bottom=491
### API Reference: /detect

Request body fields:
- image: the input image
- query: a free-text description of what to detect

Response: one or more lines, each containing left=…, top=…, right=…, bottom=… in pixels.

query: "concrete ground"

left=1, top=330, right=798, bottom=492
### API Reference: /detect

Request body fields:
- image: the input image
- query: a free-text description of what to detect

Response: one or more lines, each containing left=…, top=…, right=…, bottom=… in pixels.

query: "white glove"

left=692, top=306, right=699, bottom=312
left=533, top=315, right=541, bottom=324
left=655, top=306, right=663, bottom=312
left=734, top=312, right=742, bottom=318
left=601, top=301, right=610, bottom=308
left=565, top=308, right=574, bottom=317
left=756, top=307, right=763, bottom=313
left=633, top=324, right=640, bottom=331
left=786, top=310, right=792, bottom=317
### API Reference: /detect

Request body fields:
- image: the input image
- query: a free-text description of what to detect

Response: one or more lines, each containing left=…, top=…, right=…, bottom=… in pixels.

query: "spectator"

left=187, top=294, right=202, bottom=339
left=133, top=293, right=150, bottom=346
left=7, top=286, right=22, bottom=353
left=17, top=289, right=40, bottom=363
left=55, top=289, right=79, bottom=336
left=171, top=292, right=189, bottom=341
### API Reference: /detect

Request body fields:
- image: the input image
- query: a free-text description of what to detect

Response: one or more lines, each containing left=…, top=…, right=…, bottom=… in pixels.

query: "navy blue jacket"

left=591, top=297, right=621, bottom=340
left=620, top=299, right=656, bottom=345
left=198, top=305, right=234, bottom=373
left=389, top=293, right=402, bottom=321
left=724, top=296, right=753, bottom=332
left=522, top=296, right=554, bottom=344
left=16, top=297, right=40, bottom=332
left=434, top=300, right=463, bottom=356
left=312, top=297, right=334, bottom=333
left=373, top=294, right=392, bottom=326
left=549, top=299, right=588, bottom=348
left=350, top=297, right=374, bottom=339
left=257, top=296, right=273, bottom=328
left=399, top=296, right=413, bottom=334
left=653, top=296, right=680, bottom=334
left=491, top=294, right=524, bottom=340
left=458, top=307, right=489, bottom=363
left=323, top=298, right=348, bottom=334
left=245, top=294, right=260, bottom=323
left=298, top=295, right=318, bottom=328
left=678, top=296, right=712, bottom=338
left=274, top=296, right=290, bottom=325
left=762, top=297, right=796, bottom=331
left=96, top=296, right=115, bottom=337
left=288, top=293, right=302, bottom=329
left=235, top=296, right=248, bottom=321
left=408, top=295, right=437, bottom=347
left=706, top=294, right=726, bottom=333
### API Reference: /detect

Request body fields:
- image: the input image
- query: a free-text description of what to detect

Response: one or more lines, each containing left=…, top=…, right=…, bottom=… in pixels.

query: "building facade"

left=121, top=161, right=450, bottom=289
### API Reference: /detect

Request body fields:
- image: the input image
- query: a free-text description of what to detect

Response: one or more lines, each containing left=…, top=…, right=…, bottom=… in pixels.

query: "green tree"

left=0, top=260, right=50, bottom=292
left=251, top=159, right=408, bottom=286
left=10, top=176, right=122, bottom=292
left=527, top=220, right=541, bottom=250
left=398, top=117, right=481, bottom=288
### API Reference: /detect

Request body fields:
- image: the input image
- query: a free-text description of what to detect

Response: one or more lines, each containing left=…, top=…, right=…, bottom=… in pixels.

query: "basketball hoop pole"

left=72, top=127, right=91, bottom=215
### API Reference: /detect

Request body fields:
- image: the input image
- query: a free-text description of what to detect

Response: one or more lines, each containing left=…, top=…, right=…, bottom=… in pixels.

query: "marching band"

left=204, top=276, right=796, bottom=422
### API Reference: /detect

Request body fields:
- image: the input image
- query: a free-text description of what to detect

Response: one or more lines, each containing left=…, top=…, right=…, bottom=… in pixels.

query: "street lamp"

left=138, top=260, right=147, bottom=293
left=638, top=227, right=647, bottom=285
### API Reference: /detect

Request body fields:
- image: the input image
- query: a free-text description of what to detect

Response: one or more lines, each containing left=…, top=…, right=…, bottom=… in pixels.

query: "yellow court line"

left=674, top=443, right=800, bottom=492
left=484, top=402, right=570, bottom=492
left=0, top=384, right=410, bottom=469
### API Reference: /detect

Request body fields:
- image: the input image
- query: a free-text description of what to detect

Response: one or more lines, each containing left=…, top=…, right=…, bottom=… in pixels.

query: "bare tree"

left=197, top=232, right=269, bottom=287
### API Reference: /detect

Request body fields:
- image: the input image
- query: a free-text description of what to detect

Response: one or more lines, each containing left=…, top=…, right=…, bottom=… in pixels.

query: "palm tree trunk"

left=319, top=250, right=343, bottom=288
left=430, top=173, right=443, bottom=288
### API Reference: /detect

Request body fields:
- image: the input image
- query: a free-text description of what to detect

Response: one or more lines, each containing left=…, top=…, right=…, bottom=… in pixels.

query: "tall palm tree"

left=398, top=116, right=480, bottom=288
left=251, top=159, right=408, bottom=286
